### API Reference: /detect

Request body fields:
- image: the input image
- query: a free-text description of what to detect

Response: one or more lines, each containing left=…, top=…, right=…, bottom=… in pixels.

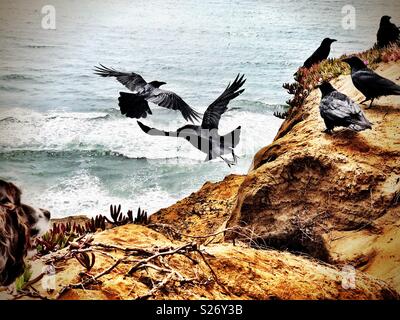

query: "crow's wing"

left=94, top=64, right=147, bottom=92
left=302, top=45, right=327, bottom=68
left=389, top=22, right=400, bottom=38
left=303, top=51, right=320, bottom=68
left=320, top=91, right=360, bottom=122
left=118, top=92, right=152, bottom=119
left=201, top=74, right=246, bottom=130
left=146, top=89, right=201, bottom=123
left=353, top=69, right=400, bottom=96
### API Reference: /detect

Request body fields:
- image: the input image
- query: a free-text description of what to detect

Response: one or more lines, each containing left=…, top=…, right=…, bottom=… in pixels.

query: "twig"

left=21, top=273, right=45, bottom=290
left=127, top=243, right=197, bottom=276
left=59, top=257, right=124, bottom=297
left=12, top=287, right=49, bottom=300
left=196, top=250, right=230, bottom=295
left=148, top=223, right=236, bottom=240
left=91, top=242, right=157, bottom=256
left=135, top=271, right=176, bottom=300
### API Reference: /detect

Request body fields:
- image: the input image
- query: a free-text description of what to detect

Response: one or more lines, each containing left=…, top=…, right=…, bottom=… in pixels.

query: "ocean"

left=1, top=0, right=399, bottom=217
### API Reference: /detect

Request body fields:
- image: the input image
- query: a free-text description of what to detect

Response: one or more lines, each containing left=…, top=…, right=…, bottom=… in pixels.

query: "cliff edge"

left=150, top=51, right=400, bottom=293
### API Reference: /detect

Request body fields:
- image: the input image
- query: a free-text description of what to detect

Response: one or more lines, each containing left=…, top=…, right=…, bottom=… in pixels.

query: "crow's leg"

left=220, top=156, right=234, bottom=167
left=322, top=128, right=333, bottom=135
left=322, top=120, right=334, bottom=134
left=204, top=153, right=212, bottom=162
left=231, top=150, right=239, bottom=164
left=366, top=98, right=375, bottom=109
left=360, top=98, right=370, bottom=105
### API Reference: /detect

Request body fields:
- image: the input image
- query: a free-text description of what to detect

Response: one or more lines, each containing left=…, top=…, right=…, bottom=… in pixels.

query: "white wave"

left=0, top=106, right=283, bottom=219
left=0, top=107, right=283, bottom=163
left=27, top=169, right=179, bottom=218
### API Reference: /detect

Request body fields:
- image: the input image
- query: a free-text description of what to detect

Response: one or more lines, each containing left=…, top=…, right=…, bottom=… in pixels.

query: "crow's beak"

left=341, top=58, right=349, bottom=63
left=331, top=39, right=337, bottom=42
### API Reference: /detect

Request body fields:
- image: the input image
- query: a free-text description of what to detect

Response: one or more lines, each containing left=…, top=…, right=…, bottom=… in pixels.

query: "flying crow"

left=136, top=74, right=246, bottom=167
left=318, top=82, right=372, bottom=134
left=94, top=64, right=201, bottom=123
left=302, top=38, right=337, bottom=69
left=342, top=56, right=400, bottom=108
left=376, top=15, right=400, bottom=48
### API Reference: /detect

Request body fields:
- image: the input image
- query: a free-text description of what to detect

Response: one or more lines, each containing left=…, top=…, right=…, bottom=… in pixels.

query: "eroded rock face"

left=150, top=174, right=245, bottom=239
left=226, top=62, right=400, bottom=276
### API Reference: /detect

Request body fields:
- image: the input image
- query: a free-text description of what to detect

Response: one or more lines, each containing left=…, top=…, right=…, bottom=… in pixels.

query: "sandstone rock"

left=2, top=224, right=396, bottom=300
left=225, top=61, right=400, bottom=289
left=150, top=174, right=245, bottom=241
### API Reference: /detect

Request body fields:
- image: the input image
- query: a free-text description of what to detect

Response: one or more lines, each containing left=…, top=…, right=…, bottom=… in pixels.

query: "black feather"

left=343, top=56, right=400, bottom=104
left=318, top=82, right=372, bottom=133
left=118, top=92, right=152, bottom=119
left=302, top=38, right=336, bottom=69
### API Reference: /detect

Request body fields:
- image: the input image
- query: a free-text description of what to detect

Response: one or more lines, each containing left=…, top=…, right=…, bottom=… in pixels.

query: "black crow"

left=342, top=56, right=400, bottom=108
left=302, top=38, right=337, bottom=68
left=94, top=64, right=201, bottom=123
left=376, top=15, right=400, bottom=48
left=318, top=82, right=372, bottom=134
left=136, top=74, right=246, bottom=167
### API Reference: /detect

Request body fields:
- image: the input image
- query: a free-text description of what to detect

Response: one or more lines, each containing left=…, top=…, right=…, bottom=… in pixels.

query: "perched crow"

left=136, top=74, right=246, bottom=167
left=342, top=56, right=400, bottom=107
left=318, top=82, right=372, bottom=134
left=376, top=15, right=400, bottom=48
left=302, top=38, right=337, bottom=68
left=94, top=64, right=201, bottom=123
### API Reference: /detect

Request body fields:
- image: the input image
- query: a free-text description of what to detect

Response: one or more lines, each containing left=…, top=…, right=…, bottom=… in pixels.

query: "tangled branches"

left=53, top=235, right=228, bottom=300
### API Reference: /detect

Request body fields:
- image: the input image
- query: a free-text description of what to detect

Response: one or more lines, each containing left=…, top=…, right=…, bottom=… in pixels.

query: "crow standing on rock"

left=342, top=56, right=400, bottom=108
left=94, top=64, right=201, bottom=123
left=318, top=82, right=372, bottom=134
left=302, top=38, right=337, bottom=69
left=376, top=15, right=400, bottom=48
left=137, top=74, right=246, bottom=167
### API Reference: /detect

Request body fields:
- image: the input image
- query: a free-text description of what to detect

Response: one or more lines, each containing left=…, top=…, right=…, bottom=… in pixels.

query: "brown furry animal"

left=0, top=180, right=50, bottom=286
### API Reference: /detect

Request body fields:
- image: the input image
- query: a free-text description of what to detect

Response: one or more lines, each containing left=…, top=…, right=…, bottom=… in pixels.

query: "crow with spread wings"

left=94, top=64, right=201, bottom=123
left=136, top=74, right=246, bottom=167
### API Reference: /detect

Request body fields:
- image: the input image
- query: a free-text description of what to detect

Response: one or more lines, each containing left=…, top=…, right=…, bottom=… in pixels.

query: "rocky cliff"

left=150, top=50, right=400, bottom=293
left=2, top=49, right=399, bottom=300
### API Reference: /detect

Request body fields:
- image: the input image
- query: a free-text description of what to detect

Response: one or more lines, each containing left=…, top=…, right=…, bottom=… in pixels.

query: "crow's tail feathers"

left=349, top=114, right=373, bottom=132
left=136, top=121, right=177, bottom=137
left=221, top=126, right=242, bottom=148
left=392, top=85, right=400, bottom=95
left=118, top=92, right=152, bottom=119
left=349, top=123, right=372, bottom=132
